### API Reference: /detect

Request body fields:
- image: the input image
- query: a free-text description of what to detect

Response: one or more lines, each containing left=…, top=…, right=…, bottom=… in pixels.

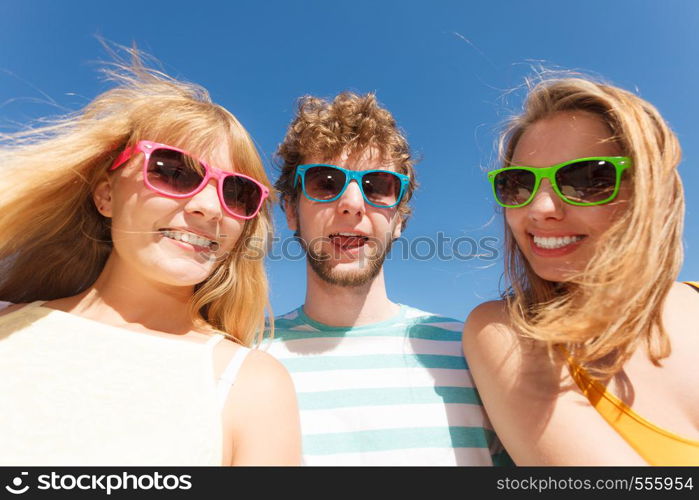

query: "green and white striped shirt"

left=265, top=305, right=510, bottom=466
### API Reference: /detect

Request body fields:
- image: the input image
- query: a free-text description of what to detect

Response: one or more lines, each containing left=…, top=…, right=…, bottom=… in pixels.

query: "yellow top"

left=0, top=301, right=226, bottom=465
left=565, top=282, right=699, bottom=466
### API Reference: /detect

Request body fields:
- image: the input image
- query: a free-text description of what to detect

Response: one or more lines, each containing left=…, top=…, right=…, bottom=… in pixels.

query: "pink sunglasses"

left=110, top=140, right=269, bottom=219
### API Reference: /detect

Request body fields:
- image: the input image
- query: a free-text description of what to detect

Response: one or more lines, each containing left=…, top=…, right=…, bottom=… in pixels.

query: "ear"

left=93, top=176, right=113, bottom=218
left=284, top=196, right=298, bottom=232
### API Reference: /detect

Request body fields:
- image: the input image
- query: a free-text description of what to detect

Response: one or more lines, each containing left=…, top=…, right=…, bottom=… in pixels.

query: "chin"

left=151, top=261, right=216, bottom=287
left=529, top=264, right=579, bottom=284
left=310, top=258, right=383, bottom=288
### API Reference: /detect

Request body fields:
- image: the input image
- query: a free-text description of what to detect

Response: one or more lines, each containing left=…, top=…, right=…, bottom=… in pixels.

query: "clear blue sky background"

left=1, top=0, right=697, bottom=320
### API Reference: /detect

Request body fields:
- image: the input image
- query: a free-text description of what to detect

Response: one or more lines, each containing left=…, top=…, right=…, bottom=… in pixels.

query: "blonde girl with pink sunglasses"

left=0, top=48, right=301, bottom=466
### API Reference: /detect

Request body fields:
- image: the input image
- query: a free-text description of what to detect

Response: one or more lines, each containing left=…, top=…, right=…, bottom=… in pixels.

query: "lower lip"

left=331, top=239, right=366, bottom=256
left=529, top=235, right=586, bottom=257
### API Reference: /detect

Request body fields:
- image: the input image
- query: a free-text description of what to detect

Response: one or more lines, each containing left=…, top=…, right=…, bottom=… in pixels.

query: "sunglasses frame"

left=110, top=140, right=269, bottom=220
left=487, top=156, right=631, bottom=208
left=294, top=164, right=410, bottom=208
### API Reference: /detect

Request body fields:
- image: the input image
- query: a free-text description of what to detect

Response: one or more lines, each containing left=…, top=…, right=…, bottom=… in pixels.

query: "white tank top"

left=0, top=301, right=250, bottom=465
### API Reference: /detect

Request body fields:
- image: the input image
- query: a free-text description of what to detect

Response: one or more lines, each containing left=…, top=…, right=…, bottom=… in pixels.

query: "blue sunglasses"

left=294, top=164, right=409, bottom=208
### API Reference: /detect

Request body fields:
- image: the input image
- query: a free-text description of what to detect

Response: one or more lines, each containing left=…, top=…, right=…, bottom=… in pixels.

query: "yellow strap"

left=563, top=349, right=699, bottom=465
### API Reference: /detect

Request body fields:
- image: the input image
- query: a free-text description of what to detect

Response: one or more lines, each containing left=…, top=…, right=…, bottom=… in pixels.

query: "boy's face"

left=287, top=148, right=403, bottom=287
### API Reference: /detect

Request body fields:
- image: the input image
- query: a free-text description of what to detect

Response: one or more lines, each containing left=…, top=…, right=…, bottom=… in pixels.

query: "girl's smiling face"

left=505, top=111, right=631, bottom=282
left=94, top=140, right=247, bottom=289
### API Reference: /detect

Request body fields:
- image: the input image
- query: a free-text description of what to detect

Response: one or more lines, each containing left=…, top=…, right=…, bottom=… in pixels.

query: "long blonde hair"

left=0, top=49, right=273, bottom=346
left=498, top=75, right=684, bottom=378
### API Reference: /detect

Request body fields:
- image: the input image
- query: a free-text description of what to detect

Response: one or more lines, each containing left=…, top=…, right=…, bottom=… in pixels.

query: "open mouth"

left=329, top=232, right=369, bottom=250
left=159, top=229, right=220, bottom=252
left=530, top=233, right=586, bottom=250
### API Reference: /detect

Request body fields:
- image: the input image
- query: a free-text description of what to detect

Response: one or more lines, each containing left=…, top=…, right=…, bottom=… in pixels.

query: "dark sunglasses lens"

left=494, top=169, right=536, bottom=206
left=304, top=166, right=347, bottom=200
left=146, top=149, right=205, bottom=194
left=556, top=160, right=617, bottom=203
left=361, top=172, right=402, bottom=206
left=222, top=175, right=263, bottom=217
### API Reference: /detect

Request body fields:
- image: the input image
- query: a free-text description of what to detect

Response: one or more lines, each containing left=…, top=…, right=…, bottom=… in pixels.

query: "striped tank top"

left=265, top=305, right=509, bottom=465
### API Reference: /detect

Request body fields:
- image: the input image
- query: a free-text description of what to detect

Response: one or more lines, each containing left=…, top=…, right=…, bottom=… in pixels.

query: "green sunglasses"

left=488, top=156, right=631, bottom=208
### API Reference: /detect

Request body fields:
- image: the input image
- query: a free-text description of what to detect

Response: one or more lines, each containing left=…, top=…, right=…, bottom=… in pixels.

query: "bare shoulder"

left=464, top=299, right=509, bottom=332
left=654, top=282, right=699, bottom=394
left=462, top=299, right=541, bottom=367
left=237, top=348, right=295, bottom=388
left=213, top=338, right=293, bottom=388
left=222, top=345, right=301, bottom=465
left=461, top=299, right=646, bottom=465
left=0, top=303, right=29, bottom=318
left=462, top=299, right=552, bottom=390
left=668, top=281, right=699, bottom=317
left=662, top=282, right=699, bottom=351
left=673, top=280, right=699, bottom=305
left=462, top=300, right=510, bottom=348
left=215, top=339, right=297, bottom=412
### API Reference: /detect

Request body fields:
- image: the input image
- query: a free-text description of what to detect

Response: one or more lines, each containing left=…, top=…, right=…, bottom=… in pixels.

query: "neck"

left=62, top=253, right=198, bottom=335
left=302, top=263, right=400, bottom=327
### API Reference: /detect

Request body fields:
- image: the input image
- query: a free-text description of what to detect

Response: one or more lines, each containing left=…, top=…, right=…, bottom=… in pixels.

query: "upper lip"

left=527, top=230, right=586, bottom=238
left=159, top=227, right=219, bottom=242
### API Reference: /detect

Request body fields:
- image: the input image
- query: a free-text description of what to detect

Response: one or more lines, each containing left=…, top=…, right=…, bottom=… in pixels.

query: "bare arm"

left=462, top=300, right=647, bottom=465
left=225, top=350, right=302, bottom=466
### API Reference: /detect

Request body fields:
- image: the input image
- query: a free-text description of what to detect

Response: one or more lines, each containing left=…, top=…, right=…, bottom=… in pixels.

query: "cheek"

left=582, top=204, right=628, bottom=235
left=298, top=205, right=330, bottom=234
left=219, top=218, right=246, bottom=250
left=111, top=172, right=160, bottom=213
left=504, top=209, right=532, bottom=252
left=504, top=209, right=525, bottom=236
left=582, top=179, right=632, bottom=233
left=112, top=193, right=177, bottom=227
left=369, top=208, right=396, bottom=230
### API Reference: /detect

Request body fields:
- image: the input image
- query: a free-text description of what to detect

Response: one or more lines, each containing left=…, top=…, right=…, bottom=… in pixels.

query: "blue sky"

left=1, top=1, right=697, bottom=320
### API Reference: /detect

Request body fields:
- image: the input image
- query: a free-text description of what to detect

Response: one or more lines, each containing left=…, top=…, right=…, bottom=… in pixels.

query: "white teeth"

left=161, top=230, right=215, bottom=249
left=532, top=235, right=584, bottom=249
left=334, top=232, right=367, bottom=238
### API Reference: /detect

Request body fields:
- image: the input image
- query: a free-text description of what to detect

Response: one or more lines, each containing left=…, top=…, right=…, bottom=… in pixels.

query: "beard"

left=298, top=232, right=393, bottom=288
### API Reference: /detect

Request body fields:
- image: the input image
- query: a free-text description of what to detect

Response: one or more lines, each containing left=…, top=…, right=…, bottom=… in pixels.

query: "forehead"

left=198, top=139, right=234, bottom=172
left=316, top=147, right=396, bottom=172
left=512, top=111, right=620, bottom=166
left=148, top=136, right=236, bottom=173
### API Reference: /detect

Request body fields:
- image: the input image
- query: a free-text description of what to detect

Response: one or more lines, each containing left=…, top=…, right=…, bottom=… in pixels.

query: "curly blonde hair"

left=0, top=48, right=274, bottom=346
left=498, top=75, right=684, bottom=379
left=275, top=92, right=416, bottom=227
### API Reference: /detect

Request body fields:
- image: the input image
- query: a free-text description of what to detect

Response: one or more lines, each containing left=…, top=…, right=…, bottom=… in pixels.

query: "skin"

left=462, top=111, right=699, bottom=465
left=1, top=139, right=301, bottom=465
left=286, top=148, right=403, bottom=327
left=504, top=111, right=630, bottom=282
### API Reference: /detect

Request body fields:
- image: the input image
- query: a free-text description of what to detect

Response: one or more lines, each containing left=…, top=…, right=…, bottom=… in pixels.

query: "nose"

left=527, top=179, right=565, bottom=221
left=184, top=180, right=223, bottom=221
left=336, top=180, right=366, bottom=217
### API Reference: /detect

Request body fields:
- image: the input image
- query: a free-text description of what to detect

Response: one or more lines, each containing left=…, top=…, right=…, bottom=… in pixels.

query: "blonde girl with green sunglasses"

left=463, top=76, right=698, bottom=466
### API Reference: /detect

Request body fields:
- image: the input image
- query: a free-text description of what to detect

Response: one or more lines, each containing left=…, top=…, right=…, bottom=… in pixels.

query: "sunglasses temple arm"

left=110, top=146, right=136, bottom=171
